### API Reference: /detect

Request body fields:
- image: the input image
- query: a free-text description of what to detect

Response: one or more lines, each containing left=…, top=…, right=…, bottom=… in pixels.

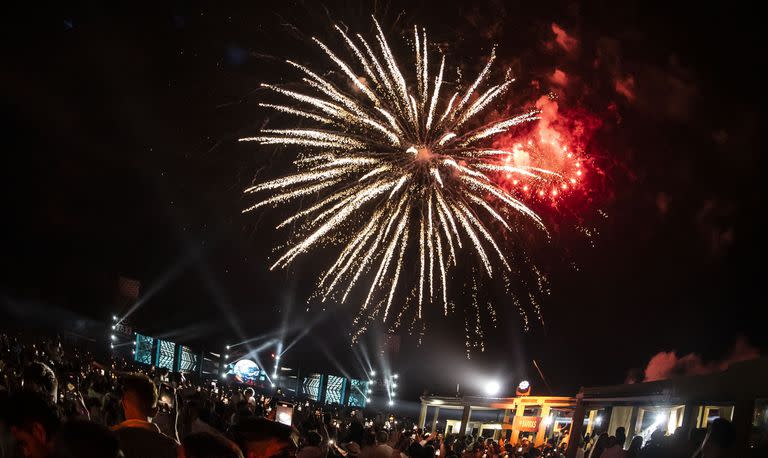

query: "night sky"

left=2, top=1, right=762, bottom=402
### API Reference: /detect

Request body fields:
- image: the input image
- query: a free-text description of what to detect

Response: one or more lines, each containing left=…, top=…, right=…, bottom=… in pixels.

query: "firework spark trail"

left=242, top=18, right=585, bottom=350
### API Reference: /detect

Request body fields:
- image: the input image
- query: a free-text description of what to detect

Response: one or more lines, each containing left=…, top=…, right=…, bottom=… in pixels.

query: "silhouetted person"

left=179, top=432, right=243, bottom=458
left=21, top=363, right=57, bottom=404
left=589, top=433, right=608, bottom=458
left=232, top=417, right=298, bottom=458
left=601, top=436, right=627, bottom=458
left=693, top=418, right=735, bottom=458
left=615, top=427, right=627, bottom=449
left=51, top=419, right=121, bottom=458
left=626, top=436, right=642, bottom=458
left=297, top=431, right=323, bottom=458
left=688, top=428, right=707, bottom=455
left=372, top=430, right=393, bottom=458
left=638, top=429, right=664, bottom=458
left=112, top=373, right=177, bottom=458
left=5, top=391, right=60, bottom=458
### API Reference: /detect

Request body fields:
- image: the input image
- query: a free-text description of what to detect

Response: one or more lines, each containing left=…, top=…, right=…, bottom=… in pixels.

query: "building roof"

left=420, top=394, right=577, bottom=410
left=577, top=358, right=768, bottom=405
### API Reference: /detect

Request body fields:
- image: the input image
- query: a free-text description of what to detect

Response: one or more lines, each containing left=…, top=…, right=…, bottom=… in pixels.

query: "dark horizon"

left=1, top=1, right=762, bottom=402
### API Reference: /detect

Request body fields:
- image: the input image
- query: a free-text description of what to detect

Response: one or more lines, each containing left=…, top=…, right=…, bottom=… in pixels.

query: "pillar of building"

left=458, top=405, right=472, bottom=438
left=634, top=409, right=646, bottom=439
left=585, top=410, right=596, bottom=436
left=625, top=407, right=639, bottom=449
left=431, top=407, right=440, bottom=434
left=534, top=405, right=552, bottom=447
left=510, top=403, right=526, bottom=444
left=565, top=402, right=586, bottom=458
left=602, top=406, right=613, bottom=434
left=678, top=404, right=699, bottom=437
left=418, top=402, right=428, bottom=429
left=499, top=408, right=512, bottom=443
left=732, top=399, right=755, bottom=454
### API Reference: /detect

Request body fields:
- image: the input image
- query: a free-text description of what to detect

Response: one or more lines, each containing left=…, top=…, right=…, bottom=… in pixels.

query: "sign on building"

left=512, top=416, right=542, bottom=432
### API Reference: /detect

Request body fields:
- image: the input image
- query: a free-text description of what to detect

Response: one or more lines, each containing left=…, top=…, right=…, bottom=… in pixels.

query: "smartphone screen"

left=158, top=384, right=174, bottom=409
left=276, top=402, right=294, bottom=426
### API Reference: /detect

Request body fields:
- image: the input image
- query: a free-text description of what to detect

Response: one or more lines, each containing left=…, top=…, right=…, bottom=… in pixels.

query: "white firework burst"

left=241, top=19, right=577, bottom=347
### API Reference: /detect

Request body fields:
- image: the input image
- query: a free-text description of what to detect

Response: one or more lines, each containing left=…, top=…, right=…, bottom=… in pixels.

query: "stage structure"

left=299, top=373, right=370, bottom=408
left=126, top=332, right=216, bottom=378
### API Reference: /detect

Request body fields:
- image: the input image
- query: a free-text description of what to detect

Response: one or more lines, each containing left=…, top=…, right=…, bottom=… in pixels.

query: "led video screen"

left=134, top=333, right=154, bottom=365
left=301, top=373, right=323, bottom=401
left=155, top=339, right=176, bottom=370
left=347, top=378, right=369, bottom=407
left=229, top=359, right=261, bottom=383
left=178, top=345, right=199, bottom=373
left=324, top=374, right=347, bottom=405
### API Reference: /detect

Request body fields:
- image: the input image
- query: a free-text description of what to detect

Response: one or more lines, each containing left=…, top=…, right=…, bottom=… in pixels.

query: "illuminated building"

left=564, top=358, right=768, bottom=457
left=418, top=392, right=576, bottom=447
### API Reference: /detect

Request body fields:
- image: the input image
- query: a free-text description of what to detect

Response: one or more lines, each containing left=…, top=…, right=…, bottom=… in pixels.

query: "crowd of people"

left=573, top=422, right=736, bottom=458
left=0, top=331, right=756, bottom=458
left=0, top=331, right=567, bottom=458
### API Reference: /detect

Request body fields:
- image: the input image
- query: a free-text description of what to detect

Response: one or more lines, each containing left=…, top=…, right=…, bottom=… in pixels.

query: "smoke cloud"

left=549, top=69, right=568, bottom=86
left=549, top=23, right=578, bottom=53
left=634, top=337, right=760, bottom=383
left=614, top=75, right=636, bottom=101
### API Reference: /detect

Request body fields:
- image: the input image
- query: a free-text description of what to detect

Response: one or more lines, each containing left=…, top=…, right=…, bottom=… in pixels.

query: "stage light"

left=366, top=398, right=371, bottom=403
left=367, top=389, right=372, bottom=394
left=392, top=383, right=398, bottom=388
left=595, top=416, right=603, bottom=425
left=110, top=344, right=114, bottom=349
left=131, top=350, right=135, bottom=355
left=224, top=354, right=229, bottom=359
left=655, top=413, right=667, bottom=425
left=370, top=370, right=376, bottom=377
left=271, top=383, right=276, bottom=387
left=388, top=400, right=394, bottom=406
left=110, top=335, right=116, bottom=341
left=518, top=380, right=530, bottom=391
left=112, top=315, right=118, bottom=321
left=542, top=415, right=553, bottom=427
left=393, top=374, right=399, bottom=379
left=484, top=380, right=501, bottom=396
left=111, top=325, right=116, bottom=330
left=226, top=345, right=230, bottom=350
